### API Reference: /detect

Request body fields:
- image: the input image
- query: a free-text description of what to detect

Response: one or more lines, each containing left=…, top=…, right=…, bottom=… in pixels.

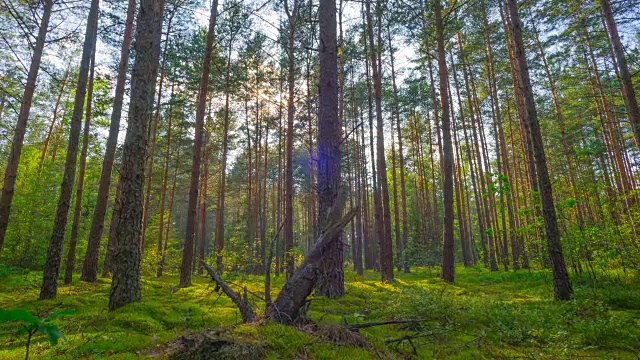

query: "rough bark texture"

left=0, top=0, right=53, bottom=254
left=599, top=0, right=640, bottom=151
left=268, top=207, right=356, bottom=324
left=315, top=0, right=343, bottom=298
left=179, top=0, right=218, bottom=288
left=365, top=0, right=393, bottom=283
left=81, top=0, right=136, bottom=282
left=64, top=48, right=96, bottom=285
left=434, top=0, right=455, bottom=283
left=40, top=0, right=99, bottom=299
left=109, top=0, right=164, bottom=310
left=284, top=0, right=300, bottom=279
left=507, top=0, right=572, bottom=300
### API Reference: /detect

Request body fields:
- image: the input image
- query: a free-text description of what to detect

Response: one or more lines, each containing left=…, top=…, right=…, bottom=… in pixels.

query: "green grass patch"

left=0, top=266, right=638, bottom=359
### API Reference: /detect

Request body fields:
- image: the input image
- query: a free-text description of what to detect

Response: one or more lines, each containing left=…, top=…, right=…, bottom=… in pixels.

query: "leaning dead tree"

left=202, top=200, right=357, bottom=325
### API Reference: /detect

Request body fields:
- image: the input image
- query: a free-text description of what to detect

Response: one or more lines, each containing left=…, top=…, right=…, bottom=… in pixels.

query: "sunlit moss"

left=0, top=266, right=639, bottom=359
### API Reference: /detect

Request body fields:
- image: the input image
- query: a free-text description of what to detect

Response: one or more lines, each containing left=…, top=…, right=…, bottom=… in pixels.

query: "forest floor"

left=1, top=265, right=639, bottom=359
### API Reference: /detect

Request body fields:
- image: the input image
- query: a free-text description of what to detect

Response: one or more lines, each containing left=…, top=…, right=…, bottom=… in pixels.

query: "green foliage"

left=0, top=308, right=75, bottom=359
left=1, top=268, right=639, bottom=359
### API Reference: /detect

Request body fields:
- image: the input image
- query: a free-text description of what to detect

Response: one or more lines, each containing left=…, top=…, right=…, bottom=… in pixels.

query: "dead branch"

left=201, top=261, right=257, bottom=323
left=266, top=206, right=358, bottom=324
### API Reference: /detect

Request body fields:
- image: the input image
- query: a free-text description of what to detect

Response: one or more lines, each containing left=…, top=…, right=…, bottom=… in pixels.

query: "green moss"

left=1, top=267, right=639, bottom=359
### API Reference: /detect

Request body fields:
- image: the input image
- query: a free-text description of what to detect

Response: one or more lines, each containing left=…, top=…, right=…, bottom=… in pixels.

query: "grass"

left=1, top=265, right=639, bottom=359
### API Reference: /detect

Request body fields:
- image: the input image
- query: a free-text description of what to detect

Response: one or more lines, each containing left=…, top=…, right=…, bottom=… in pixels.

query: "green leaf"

left=39, top=324, right=63, bottom=345
left=0, top=309, right=40, bottom=325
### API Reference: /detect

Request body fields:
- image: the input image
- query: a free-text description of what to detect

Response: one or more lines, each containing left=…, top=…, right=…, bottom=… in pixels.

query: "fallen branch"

left=201, top=261, right=257, bottom=323
left=266, top=205, right=358, bottom=324
left=348, top=319, right=426, bottom=331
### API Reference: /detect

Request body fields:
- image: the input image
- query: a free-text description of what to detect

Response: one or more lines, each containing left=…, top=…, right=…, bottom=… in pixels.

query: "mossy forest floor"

left=1, top=266, right=639, bottom=359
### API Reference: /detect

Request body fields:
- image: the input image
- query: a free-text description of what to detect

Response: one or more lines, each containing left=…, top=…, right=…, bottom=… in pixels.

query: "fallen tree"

left=201, top=201, right=357, bottom=324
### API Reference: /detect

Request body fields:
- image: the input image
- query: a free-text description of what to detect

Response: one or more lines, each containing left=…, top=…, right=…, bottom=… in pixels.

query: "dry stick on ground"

left=202, top=201, right=357, bottom=325
left=266, top=206, right=357, bottom=324
left=201, top=261, right=257, bottom=323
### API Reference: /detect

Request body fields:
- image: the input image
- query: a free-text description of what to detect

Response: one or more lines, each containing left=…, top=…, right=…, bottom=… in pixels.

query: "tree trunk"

left=284, top=0, right=300, bottom=278
left=388, top=27, right=409, bottom=273
left=315, top=0, right=343, bottom=297
left=157, top=83, right=174, bottom=277
left=507, top=0, right=572, bottom=300
left=109, top=0, right=165, bottom=310
left=599, top=0, right=640, bottom=151
left=40, top=0, right=99, bottom=299
left=366, top=0, right=393, bottom=283
left=142, top=13, right=174, bottom=250
left=179, top=0, right=218, bottom=288
left=0, top=0, right=53, bottom=254
left=433, top=0, right=454, bottom=282
left=64, top=48, right=96, bottom=285
left=81, top=0, right=136, bottom=282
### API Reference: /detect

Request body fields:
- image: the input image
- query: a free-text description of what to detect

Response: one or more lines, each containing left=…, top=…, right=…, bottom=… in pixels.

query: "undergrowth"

left=0, top=266, right=638, bottom=359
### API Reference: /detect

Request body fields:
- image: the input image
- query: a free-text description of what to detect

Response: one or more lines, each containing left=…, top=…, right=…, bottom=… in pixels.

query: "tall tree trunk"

left=457, top=33, right=492, bottom=269
left=366, top=0, right=393, bottom=282
left=0, top=0, right=53, bottom=254
left=434, top=0, right=454, bottom=282
left=453, top=49, right=486, bottom=267
left=142, top=13, right=174, bottom=249
left=109, top=0, right=165, bottom=310
left=215, top=44, right=233, bottom=273
left=179, top=0, right=218, bottom=288
left=158, top=120, right=182, bottom=277
left=315, top=0, right=343, bottom=296
left=284, top=0, right=300, bottom=278
left=352, top=88, right=364, bottom=275
left=388, top=27, right=409, bottom=273
left=198, top=128, right=209, bottom=272
left=82, top=0, right=136, bottom=282
left=64, top=49, right=96, bottom=285
left=507, top=0, right=572, bottom=300
left=157, top=83, right=174, bottom=277
left=599, top=0, right=640, bottom=151
left=40, top=1, right=99, bottom=299
left=363, top=4, right=381, bottom=272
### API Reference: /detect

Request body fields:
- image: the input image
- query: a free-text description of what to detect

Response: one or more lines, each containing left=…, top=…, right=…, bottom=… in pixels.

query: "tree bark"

left=109, top=0, right=165, bottom=310
left=157, top=84, right=174, bottom=277
left=599, top=0, right=640, bottom=151
left=179, top=0, right=218, bottom=288
left=214, top=40, right=234, bottom=273
left=81, top=0, right=136, bottom=282
left=0, top=0, right=53, bottom=254
left=141, top=12, right=174, bottom=249
left=315, top=0, right=343, bottom=297
left=507, top=0, right=572, bottom=300
left=366, top=0, right=393, bottom=282
left=64, top=47, right=96, bottom=285
left=284, top=0, right=300, bottom=278
left=40, top=0, right=99, bottom=299
left=433, top=0, right=455, bottom=283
